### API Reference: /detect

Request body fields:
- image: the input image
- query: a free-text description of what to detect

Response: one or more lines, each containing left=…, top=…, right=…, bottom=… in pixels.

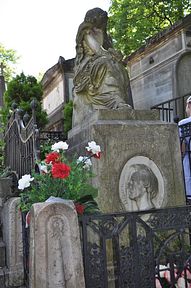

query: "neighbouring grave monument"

left=68, top=7, right=185, bottom=213
left=29, top=201, right=85, bottom=288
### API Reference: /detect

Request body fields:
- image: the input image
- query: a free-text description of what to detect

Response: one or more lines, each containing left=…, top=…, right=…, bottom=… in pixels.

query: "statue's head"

left=75, top=8, right=112, bottom=65
left=84, top=8, right=108, bottom=29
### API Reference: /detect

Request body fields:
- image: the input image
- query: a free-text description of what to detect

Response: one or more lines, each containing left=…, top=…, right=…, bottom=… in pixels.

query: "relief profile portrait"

left=119, top=156, right=165, bottom=212
left=127, top=164, right=158, bottom=211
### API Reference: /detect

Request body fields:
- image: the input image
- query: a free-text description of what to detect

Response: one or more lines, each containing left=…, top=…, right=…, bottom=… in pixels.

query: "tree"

left=108, top=0, right=191, bottom=56
left=63, top=100, right=73, bottom=136
left=0, top=43, right=19, bottom=81
left=3, top=72, right=48, bottom=128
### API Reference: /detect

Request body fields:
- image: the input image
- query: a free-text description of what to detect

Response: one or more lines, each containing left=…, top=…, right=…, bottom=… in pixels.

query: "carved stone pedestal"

left=68, top=108, right=185, bottom=213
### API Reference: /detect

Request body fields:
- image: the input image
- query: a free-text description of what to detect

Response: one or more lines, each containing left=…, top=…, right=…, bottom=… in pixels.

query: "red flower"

left=45, top=152, right=60, bottom=164
left=51, top=162, right=71, bottom=179
left=87, top=151, right=101, bottom=159
left=93, top=152, right=101, bottom=159
left=75, top=203, right=85, bottom=215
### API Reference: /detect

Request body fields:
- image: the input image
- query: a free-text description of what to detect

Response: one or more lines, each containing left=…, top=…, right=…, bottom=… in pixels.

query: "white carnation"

left=18, top=174, right=34, bottom=190
left=77, top=156, right=92, bottom=169
left=86, top=141, right=101, bottom=155
left=51, top=141, right=69, bottom=152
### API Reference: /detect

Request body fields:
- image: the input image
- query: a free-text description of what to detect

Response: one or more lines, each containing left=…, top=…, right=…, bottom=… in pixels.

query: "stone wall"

left=126, top=23, right=191, bottom=110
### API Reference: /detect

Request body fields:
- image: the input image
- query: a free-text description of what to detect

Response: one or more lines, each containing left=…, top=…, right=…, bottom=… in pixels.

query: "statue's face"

left=128, top=172, right=146, bottom=200
left=84, top=28, right=103, bottom=53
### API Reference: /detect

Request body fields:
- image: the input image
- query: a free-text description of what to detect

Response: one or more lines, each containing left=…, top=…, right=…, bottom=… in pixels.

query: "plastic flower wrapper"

left=18, top=140, right=101, bottom=215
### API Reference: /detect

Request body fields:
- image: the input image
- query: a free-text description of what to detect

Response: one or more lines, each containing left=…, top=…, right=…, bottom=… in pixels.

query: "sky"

left=0, top=0, right=111, bottom=78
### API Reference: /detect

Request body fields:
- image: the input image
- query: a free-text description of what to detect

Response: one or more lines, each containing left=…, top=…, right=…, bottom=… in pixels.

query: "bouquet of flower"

left=18, top=140, right=101, bottom=215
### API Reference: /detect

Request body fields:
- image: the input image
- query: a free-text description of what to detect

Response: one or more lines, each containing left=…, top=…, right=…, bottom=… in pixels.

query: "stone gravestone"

left=68, top=8, right=185, bottom=213
left=29, top=201, right=85, bottom=288
left=2, top=197, right=24, bottom=287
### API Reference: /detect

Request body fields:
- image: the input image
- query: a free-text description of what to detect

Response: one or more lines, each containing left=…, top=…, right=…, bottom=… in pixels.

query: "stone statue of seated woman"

left=72, top=7, right=133, bottom=126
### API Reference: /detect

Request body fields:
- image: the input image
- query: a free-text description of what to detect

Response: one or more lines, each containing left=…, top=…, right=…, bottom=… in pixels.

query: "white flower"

left=18, top=174, right=34, bottom=190
left=77, top=156, right=92, bottom=169
left=77, top=156, right=84, bottom=163
left=51, top=141, right=69, bottom=152
left=39, top=163, right=48, bottom=174
left=86, top=141, right=101, bottom=156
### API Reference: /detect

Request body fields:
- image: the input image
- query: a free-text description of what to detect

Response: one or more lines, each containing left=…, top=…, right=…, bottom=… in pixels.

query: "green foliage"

left=108, top=0, right=191, bottom=55
left=63, top=100, right=73, bottom=135
left=0, top=112, right=5, bottom=171
left=19, top=142, right=99, bottom=214
left=0, top=43, right=19, bottom=82
left=39, top=140, right=52, bottom=161
left=3, top=72, right=48, bottom=128
left=20, top=161, right=98, bottom=212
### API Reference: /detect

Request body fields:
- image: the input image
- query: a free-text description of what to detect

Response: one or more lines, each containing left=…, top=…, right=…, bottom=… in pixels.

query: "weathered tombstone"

left=69, top=109, right=185, bottom=212
left=2, top=197, right=24, bottom=286
left=68, top=8, right=185, bottom=213
left=29, top=201, right=85, bottom=288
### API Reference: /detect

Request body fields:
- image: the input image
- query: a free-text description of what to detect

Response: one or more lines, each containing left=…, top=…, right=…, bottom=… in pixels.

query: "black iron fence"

left=4, top=105, right=66, bottom=178
left=4, top=106, right=39, bottom=179
left=39, top=131, right=66, bottom=143
left=80, top=206, right=191, bottom=288
left=151, top=94, right=190, bottom=122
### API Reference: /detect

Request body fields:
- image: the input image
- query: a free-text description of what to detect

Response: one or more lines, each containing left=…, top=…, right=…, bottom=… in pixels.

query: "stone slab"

left=69, top=108, right=160, bottom=138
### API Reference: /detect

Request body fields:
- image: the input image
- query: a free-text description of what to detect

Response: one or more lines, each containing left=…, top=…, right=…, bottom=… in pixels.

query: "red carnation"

left=93, top=152, right=101, bottom=159
left=51, top=162, right=71, bottom=179
left=75, top=203, right=85, bottom=215
left=45, top=152, right=60, bottom=164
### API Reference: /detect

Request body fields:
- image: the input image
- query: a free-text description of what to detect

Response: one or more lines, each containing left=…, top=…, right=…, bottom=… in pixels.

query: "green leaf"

left=108, top=0, right=191, bottom=56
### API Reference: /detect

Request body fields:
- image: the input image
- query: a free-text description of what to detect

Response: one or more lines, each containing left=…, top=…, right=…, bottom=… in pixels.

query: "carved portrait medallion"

left=119, top=156, right=165, bottom=212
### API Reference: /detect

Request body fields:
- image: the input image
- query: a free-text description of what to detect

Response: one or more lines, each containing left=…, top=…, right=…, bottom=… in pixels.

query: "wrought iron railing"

left=4, top=103, right=40, bottom=179
left=151, top=94, right=191, bottom=122
left=4, top=103, right=66, bottom=179
left=80, top=206, right=191, bottom=288
left=39, top=130, right=66, bottom=145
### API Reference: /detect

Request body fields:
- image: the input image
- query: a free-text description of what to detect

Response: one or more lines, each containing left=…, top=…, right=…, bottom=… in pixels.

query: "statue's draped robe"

left=73, top=50, right=132, bottom=109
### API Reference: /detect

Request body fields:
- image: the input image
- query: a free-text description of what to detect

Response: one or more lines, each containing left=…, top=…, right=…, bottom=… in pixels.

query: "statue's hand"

left=108, top=48, right=123, bottom=62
